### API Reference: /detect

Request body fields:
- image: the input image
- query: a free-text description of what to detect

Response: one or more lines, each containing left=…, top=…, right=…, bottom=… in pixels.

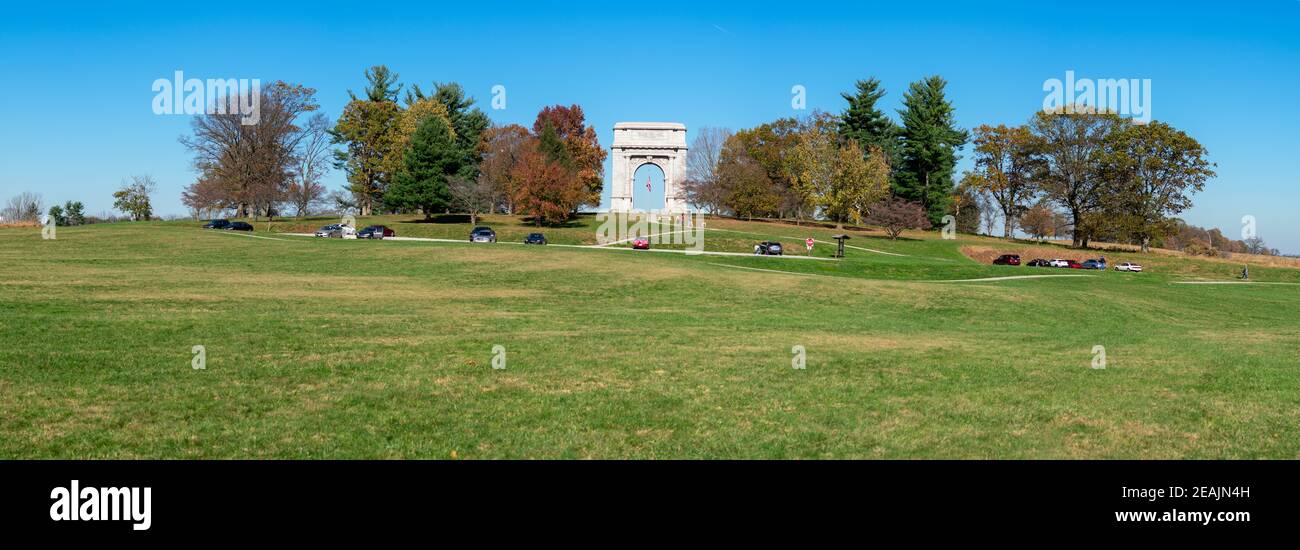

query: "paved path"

left=1172, top=280, right=1300, bottom=286
left=285, top=233, right=834, bottom=260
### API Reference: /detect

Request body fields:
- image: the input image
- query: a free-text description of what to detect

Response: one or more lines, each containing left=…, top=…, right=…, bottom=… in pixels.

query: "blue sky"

left=2, top=1, right=1297, bottom=251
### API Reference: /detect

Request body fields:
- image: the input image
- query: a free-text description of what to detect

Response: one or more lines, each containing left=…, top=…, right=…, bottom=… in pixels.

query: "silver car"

left=315, top=224, right=343, bottom=238
left=470, top=227, right=496, bottom=243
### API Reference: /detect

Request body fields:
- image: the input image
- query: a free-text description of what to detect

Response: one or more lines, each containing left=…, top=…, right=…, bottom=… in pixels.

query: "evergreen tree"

left=407, top=82, right=491, bottom=182
left=838, top=78, right=899, bottom=167
left=895, top=76, right=968, bottom=224
left=64, top=201, right=85, bottom=226
left=537, top=121, right=573, bottom=169
left=386, top=115, right=460, bottom=219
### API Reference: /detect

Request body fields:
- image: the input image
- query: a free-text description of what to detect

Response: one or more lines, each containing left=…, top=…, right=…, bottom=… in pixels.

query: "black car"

left=754, top=241, right=784, bottom=255
left=1026, top=258, right=1052, bottom=267
left=202, top=219, right=231, bottom=229
left=524, top=233, right=547, bottom=245
left=470, top=227, right=496, bottom=243
left=226, top=222, right=253, bottom=231
left=357, top=225, right=395, bottom=239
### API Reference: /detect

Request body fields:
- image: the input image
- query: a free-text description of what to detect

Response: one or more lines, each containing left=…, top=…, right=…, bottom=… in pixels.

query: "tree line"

left=677, top=75, right=1270, bottom=254
left=179, top=65, right=606, bottom=227
left=681, top=76, right=966, bottom=237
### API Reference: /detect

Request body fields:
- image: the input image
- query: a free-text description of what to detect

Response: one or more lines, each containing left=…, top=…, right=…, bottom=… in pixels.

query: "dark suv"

left=227, top=222, right=254, bottom=232
left=202, top=219, right=231, bottom=229
left=524, top=233, right=547, bottom=245
left=993, top=254, right=1021, bottom=266
left=358, top=225, right=395, bottom=239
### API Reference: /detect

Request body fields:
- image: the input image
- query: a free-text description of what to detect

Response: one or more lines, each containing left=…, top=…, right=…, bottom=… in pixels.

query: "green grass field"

left=2, top=215, right=1298, bottom=458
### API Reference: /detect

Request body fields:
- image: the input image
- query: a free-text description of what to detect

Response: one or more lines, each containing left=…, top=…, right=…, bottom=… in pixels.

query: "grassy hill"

left=2, top=216, right=1297, bottom=458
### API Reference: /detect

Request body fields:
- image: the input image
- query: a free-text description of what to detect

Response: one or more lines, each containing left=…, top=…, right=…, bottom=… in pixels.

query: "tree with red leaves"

left=532, top=105, right=606, bottom=208
left=864, top=196, right=932, bottom=239
left=511, top=131, right=587, bottom=226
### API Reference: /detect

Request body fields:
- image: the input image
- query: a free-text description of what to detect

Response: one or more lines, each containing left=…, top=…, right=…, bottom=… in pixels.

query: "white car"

left=1049, top=259, right=1071, bottom=268
left=1115, top=262, right=1143, bottom=272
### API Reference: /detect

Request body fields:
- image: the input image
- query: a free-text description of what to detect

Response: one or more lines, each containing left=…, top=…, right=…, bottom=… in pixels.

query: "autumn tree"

left=332, top=66, right=404, bottom=215
left=1096, top=121, right=1216, bottom=252
left=532, top=105, right=606, bottom=208
left=833, top=142, right=892, bottom=226
left=182, top=81, right=320, bottom=219
left=965, top=124, right=1041, bottom=238
left=717, top=135, right=780, bottom=220
left=511, top=131, right=586, bottom=226
left=1019, top=201, right=1062, bottom=243
left=895, top=76, right=968, bottom=224
left=181, top=174, right=230, bottom=220
left=730, top=117, right=805, bottom=219
left=788, top=112, right=840, bottom=223
left=477, top=124, right=532, bottom=215
left=949, top=185, right=983, bottom=235
left=790, top=114, right=889, bottom=227
left=864, top=196, right=932, bottom=239
left=114, top=175, right=156, bottom=221
left=1028, top=108, right=1125, bottom=247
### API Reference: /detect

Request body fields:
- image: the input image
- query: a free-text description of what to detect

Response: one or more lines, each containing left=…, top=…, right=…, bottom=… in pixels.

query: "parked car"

left=1049, top=259, right=1070, bottom=268
left=1115, top=262, right=1144, bottom=272
left=314, top=224, right=342, bottom=238
left=524, top=233, right=547, bottom=245
left=357, top=225, right=394, bottom=239
left=992, top=254, right=1021, bottom=266
left=1081, top=259, right=1107, bottom=270
left=631, top=238, right=650, bottom=250
left=470, top=227, right=496, bottom=243
left=1026, top=258, right=1052, bottom=267
left=754, top=241, right=784, bottom=255
left=202, top=219, right=231, bottom=230
left=1065, top=259, right=1084, bottom=269
left=226, top=221, right=253, bottom=232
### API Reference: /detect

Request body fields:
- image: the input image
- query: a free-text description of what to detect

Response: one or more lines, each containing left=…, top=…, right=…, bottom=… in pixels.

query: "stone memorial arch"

left=609, top=122, right=688, bottom=212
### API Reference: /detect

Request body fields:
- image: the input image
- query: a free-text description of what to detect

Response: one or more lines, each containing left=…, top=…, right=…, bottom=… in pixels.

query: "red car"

left=992, top=254, right=1021, bottom=266
left=631, top=238, right=650, bottom=250
left=1065, top=260, right=1084, bottom=269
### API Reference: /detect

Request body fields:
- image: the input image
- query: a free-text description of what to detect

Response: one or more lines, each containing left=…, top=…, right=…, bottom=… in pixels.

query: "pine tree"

left=406, top=82, right=491, bottom=183
left=537, top=121, right=573, bottom=169
left=895, top=76, right=968, bottom=224
left=386, top=115, right=460, bottom=219
left=838, top=78, right=899, bottom=167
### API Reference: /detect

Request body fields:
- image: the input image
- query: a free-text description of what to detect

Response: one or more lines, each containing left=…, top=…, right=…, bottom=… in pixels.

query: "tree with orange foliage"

left=511, top=130, right=587, bottom=226
left=532, top=105, right=606, bottom=208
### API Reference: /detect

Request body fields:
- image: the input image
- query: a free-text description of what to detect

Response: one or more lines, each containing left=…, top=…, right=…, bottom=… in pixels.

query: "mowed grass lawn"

left=2, top=216, right=1298, bottom=458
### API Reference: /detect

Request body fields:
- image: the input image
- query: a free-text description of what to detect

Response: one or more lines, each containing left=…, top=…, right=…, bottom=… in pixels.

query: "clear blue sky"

left=2, top=1, right=1297, bottom=252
